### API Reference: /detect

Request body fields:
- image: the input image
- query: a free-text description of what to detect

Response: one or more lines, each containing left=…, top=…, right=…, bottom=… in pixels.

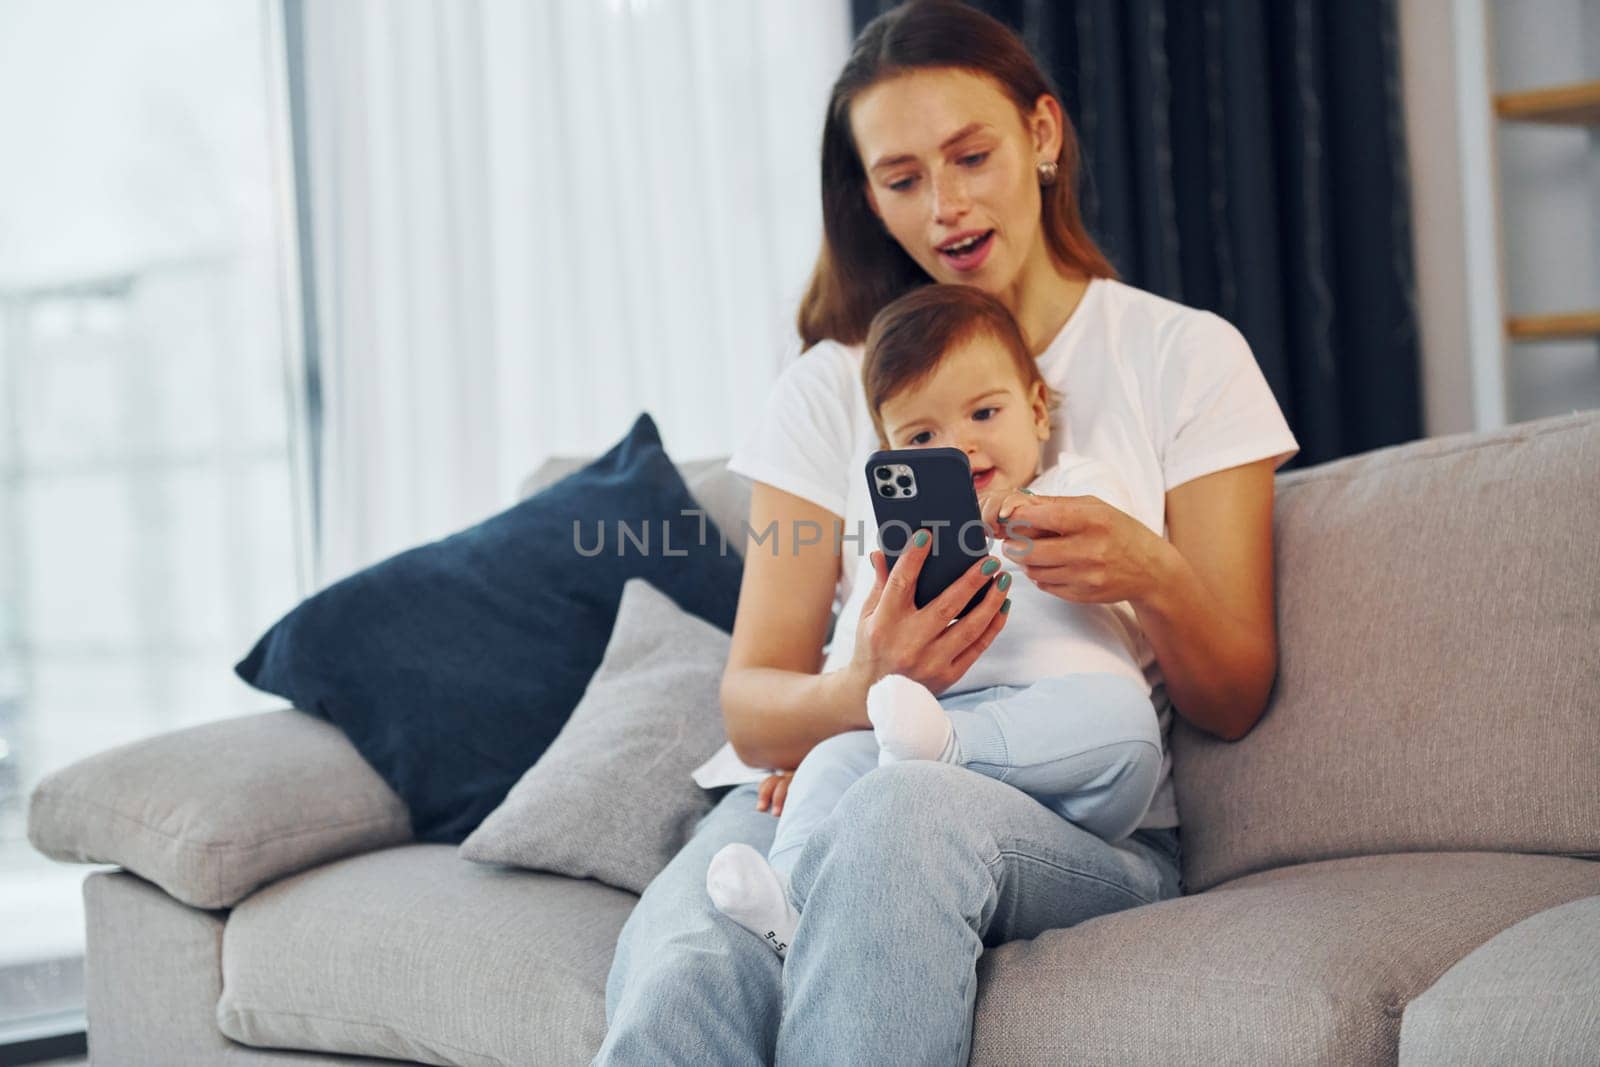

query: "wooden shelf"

left=1495, top=80, right=1600, bottom=125
left=1506, top=311, right=1600, bottom=342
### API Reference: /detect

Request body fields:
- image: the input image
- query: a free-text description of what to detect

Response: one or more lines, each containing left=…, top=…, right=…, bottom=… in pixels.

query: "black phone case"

left=865, top=446, right=993, bottom=619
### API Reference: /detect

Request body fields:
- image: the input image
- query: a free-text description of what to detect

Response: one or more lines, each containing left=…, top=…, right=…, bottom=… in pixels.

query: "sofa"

left=27, top=408, right=1600, bottom=1066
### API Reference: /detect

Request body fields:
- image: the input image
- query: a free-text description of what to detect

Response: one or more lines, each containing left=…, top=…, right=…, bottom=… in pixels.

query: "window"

left=0, top=0, right=307, bottom=1041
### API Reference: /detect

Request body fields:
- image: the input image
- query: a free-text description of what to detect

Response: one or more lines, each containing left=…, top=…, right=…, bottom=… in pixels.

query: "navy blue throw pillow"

left=235, top=413, right=744, bottom=843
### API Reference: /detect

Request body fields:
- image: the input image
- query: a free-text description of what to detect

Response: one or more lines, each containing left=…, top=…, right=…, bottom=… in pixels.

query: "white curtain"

left=297, top=0, right=851, bottom=583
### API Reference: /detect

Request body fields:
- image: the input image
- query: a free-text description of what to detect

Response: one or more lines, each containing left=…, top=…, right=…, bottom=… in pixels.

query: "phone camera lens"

left=895, top=475, right=912, bottom=488
left=878, top=483, right=897, bottom=498
left=874, top=466, right=892, bottom=481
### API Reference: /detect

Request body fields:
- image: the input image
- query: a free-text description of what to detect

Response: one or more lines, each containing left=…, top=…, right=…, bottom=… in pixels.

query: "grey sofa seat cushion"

left=29, top=710, right=413, bottom=909
left=1173, top=409, right=1600, bottom=892
left=1399, top=894, right=1600, bottom=1065
left=217, top=844, right=636, bottom=1067
left=84, top=871, right=399, bottom=1066
left=970, top=851, right=1600, bottom=1066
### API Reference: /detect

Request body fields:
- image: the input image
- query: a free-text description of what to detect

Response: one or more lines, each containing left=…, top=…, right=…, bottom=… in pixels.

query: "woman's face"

left=851, top=68, right=1060, bottom=296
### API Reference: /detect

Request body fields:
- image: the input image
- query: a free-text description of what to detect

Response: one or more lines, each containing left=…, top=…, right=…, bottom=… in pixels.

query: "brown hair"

left=797, top=0, right=1116, bottom=350
left=862, top=283, right=1061, bottom=446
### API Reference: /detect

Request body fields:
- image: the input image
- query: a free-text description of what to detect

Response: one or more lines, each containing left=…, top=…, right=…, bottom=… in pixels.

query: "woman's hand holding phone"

left=845, top=531, right=1011, bottom=700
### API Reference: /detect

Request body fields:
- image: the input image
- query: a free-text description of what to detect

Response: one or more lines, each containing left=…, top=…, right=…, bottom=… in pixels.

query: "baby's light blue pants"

left=768, top=672, right=1164, bottom=878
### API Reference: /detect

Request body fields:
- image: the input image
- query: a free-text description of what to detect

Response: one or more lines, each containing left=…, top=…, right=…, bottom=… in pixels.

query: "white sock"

left=868, top=674, right=956, bottom=767
left=706, top=843, right=799, bottom=959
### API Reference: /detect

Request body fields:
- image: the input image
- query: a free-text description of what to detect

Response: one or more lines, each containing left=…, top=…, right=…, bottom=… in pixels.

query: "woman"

left=596, top=2, right=1298, bottom=1063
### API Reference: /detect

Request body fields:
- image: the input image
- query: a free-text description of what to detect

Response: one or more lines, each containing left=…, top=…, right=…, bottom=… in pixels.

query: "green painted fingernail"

left=1000, top=598, right=1012, bottom=614
left=980, top=558, right=1000, bottom=575
left=913, top=530, right=930, bottom=547
left=1021, top=488, right=1036, bottom=495
left=997, top=573, right=1012, bottom=592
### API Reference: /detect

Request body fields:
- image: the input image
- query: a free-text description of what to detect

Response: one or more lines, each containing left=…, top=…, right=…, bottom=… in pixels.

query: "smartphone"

left=865, top=446, right=993, bottom=619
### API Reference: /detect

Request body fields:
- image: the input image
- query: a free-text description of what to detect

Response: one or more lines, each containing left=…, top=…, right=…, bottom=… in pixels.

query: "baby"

left=706, top=283, right=1164, bottom=958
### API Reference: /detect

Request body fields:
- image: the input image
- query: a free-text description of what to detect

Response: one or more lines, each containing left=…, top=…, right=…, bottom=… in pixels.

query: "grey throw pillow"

left=460, top=578, right=732, bottom=893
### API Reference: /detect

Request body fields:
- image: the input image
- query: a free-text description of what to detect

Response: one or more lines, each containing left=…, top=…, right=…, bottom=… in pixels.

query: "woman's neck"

left=998, top=241, right=1092, bottom=357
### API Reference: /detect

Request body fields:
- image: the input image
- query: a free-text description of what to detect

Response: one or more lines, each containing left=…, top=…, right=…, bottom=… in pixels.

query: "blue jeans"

left=769, top=673, right=1163, bottom=879
left=595, top=761, right=1183, bottom=1065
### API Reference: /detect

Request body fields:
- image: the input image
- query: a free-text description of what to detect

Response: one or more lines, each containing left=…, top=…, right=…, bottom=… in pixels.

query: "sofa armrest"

left=1399, top=894, right=1600, bottom=1065
left=28, top=709, right=412, bottom=909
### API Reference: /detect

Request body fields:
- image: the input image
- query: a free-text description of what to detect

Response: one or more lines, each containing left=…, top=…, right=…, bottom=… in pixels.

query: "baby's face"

left=877, top=332, right=1050, bottom=495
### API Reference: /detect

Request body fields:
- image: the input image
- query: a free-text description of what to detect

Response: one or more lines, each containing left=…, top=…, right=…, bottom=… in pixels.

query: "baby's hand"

left=978, top=486, right=1035, bottom=538
left=756, top=771, right=792, bottom=816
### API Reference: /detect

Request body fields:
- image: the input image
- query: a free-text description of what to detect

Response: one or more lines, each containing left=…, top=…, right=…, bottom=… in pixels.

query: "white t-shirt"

left=692, top=278, right=1301, bottom=828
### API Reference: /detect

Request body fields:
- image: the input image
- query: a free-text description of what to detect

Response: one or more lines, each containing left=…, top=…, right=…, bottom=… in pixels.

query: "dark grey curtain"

left=850, top=0, right=1423, bottom=467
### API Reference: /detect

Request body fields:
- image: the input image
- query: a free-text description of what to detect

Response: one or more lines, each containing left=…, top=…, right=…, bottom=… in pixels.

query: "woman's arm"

left=1134, top=458, right=1279, bottom=740
left=719, top=483, right=872, bottom=771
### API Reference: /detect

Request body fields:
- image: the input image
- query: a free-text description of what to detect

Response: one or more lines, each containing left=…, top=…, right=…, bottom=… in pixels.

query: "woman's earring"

left=1036, top=159, right=1059, bottom=187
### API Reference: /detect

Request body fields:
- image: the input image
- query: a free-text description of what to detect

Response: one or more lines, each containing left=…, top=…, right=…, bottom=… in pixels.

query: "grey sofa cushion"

left=84, top=871, right=400, bottom=1065
left=1173, top=409, right=1600, bottom=891
left=970, top=851, right=1600, bottom=1066
left=29, top=710, right=412, bottom=909
left=460, top=578, right=731, bottom=894
left=217, top=844, right=636, bottom=1067
left=1399, top=893, right=1600, bottom=1065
